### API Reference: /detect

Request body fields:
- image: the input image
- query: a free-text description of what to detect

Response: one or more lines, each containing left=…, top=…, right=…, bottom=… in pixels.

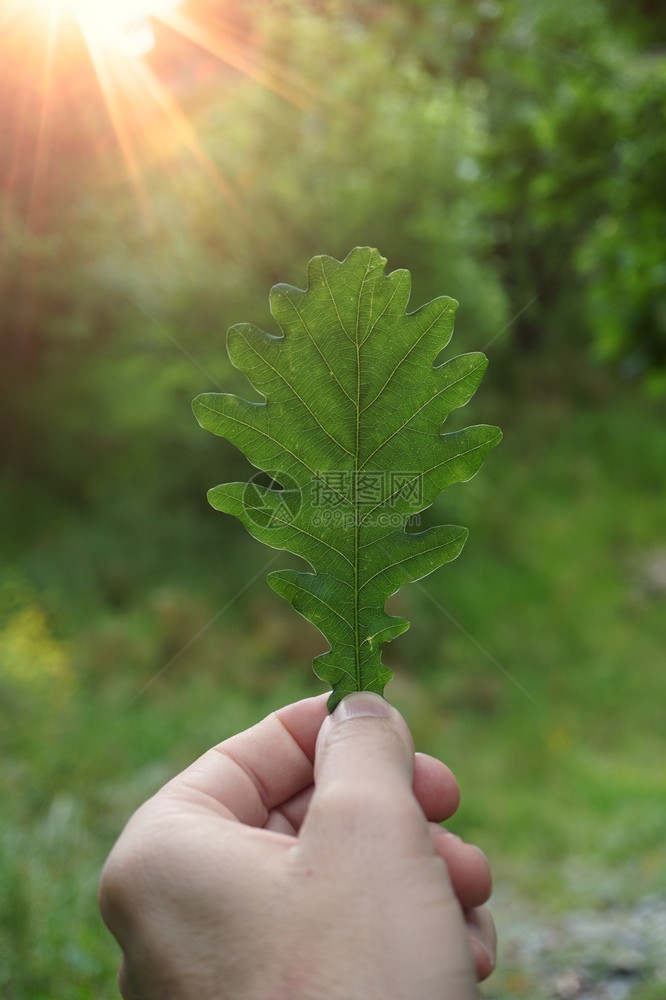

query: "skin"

left=99, top=691, right=496, bottom=1000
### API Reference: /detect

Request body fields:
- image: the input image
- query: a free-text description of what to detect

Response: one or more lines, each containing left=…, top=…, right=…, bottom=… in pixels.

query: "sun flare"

left=6, top=0, right=326, bottom=233
left=28, top=0, right=183, bottom=55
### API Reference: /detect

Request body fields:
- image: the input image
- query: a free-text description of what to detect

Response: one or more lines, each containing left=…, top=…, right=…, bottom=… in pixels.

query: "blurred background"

left=1, top=0, right=665, bottom=997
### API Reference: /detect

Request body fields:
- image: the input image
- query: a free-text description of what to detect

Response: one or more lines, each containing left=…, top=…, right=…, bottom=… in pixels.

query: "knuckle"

left=98, top=834, right=148, bottom=931
left=315, top=778, right=422, bottom=833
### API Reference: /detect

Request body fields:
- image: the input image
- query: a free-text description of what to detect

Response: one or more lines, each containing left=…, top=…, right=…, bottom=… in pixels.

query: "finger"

left=302, top=692, right=423, bottom=847
left=265, top=752, right=460, bottom=834
left=430, top=826, right=492, bottom=909
left=162, top=694, right=329, bottom=826
left=413, top=753, right=460, bottom=821
left=265, top=785, right=312, bottom=834
left=466, top=905, right=496, bottom=981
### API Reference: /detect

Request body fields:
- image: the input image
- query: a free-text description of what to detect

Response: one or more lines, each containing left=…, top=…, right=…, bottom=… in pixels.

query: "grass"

left=1, top=377, right=665, bottom=998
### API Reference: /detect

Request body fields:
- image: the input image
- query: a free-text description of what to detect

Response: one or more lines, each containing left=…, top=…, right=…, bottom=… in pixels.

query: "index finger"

left=161, top=694, right=329, bottom=827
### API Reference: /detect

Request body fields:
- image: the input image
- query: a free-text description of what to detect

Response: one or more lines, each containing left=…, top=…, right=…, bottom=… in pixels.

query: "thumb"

left=302, top=692, right=420, bottom=845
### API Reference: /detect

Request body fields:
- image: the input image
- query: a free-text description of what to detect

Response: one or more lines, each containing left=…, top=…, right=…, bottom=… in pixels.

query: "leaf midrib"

left=353, top=265, right=365, bottom=689
left=320, top=256, right=374, bottom=689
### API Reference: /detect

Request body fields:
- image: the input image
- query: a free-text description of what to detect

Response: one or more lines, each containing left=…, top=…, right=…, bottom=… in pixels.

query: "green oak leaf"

left=193, top=247, right=501, bottom=709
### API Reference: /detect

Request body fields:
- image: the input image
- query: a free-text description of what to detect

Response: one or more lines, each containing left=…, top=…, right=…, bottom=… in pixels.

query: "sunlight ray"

left=121, top=54, right=262, bottom=239
left=160, top=9, right=330, bottom=113
left=28, top=2, right=60, bottom=229
left=8, top=0, right=319, bottom=249
left=75, top=14, right=151, bottom=214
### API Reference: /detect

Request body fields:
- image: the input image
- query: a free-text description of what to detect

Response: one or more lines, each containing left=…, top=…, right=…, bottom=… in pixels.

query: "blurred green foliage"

left=1, top=0, right=665, bottom=997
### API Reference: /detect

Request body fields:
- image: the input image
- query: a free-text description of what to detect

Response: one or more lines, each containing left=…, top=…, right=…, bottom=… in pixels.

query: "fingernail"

left=467, top=926, right=495, bottom=969
left=333, top=692, right=391, bottom=722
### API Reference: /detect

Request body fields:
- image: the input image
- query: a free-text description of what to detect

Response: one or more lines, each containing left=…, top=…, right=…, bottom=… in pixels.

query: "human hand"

left=99, top=692, right=495, bottom=1000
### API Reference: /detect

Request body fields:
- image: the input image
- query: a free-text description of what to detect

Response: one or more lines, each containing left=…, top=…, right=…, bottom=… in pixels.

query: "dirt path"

left=482, top=892, right=666, bottom=999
